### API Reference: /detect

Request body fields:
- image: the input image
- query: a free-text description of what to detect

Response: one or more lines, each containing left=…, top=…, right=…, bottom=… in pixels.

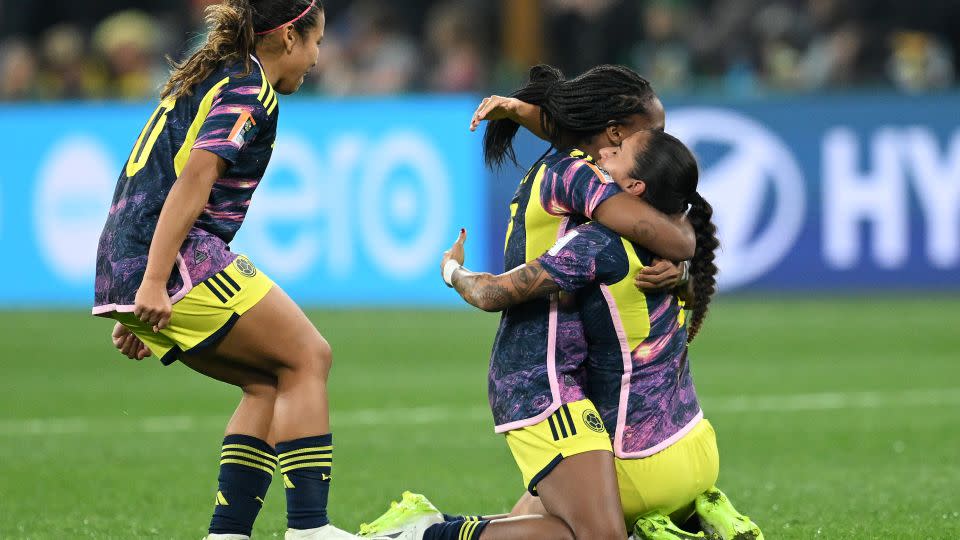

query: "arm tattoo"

left=451, top=263, right=560, bottom=312
left=632, top=219, right=658, bottom=244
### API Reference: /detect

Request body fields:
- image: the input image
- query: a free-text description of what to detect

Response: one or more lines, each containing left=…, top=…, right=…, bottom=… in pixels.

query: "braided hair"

left=627, top=131, right=719, bottom=343
left=483, top=64, right=658, bottom=168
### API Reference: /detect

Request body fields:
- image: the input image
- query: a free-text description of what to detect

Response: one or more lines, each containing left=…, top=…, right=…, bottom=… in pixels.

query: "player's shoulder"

left=218, top=57, right=278, bottom=117
left=545, top=149, right=614, bottom=184
left=573, top=221, right=623, bottom=247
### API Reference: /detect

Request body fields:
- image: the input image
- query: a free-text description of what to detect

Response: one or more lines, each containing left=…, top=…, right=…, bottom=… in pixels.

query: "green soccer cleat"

left=633, top=512, right=719, bottom=540
left=358, top=491, right=443, bottom=539
left=695, top=487, right=764, bottom=540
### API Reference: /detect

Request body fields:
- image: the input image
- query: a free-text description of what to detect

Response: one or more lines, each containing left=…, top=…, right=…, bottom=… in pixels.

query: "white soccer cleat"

left=286, top=523, right=367, bottom=539
left=204, top=534, right=250, bottom=540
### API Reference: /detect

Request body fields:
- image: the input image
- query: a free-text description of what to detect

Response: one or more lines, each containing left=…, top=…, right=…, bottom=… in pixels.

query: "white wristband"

left=443, top=260, right=461, bottom=287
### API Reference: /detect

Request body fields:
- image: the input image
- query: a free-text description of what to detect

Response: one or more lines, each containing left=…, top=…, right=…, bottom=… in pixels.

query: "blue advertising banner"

left=0, top=97, right=487, bottom=306
left=488, top=93, right=960, bottom=291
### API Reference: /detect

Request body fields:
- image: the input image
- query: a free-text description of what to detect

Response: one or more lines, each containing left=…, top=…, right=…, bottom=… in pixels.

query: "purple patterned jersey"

left=538, top=222, right=702, bottom=458
left=490, top=149, right=622, bottom=432
left=93, top=56, right=279, bottom=314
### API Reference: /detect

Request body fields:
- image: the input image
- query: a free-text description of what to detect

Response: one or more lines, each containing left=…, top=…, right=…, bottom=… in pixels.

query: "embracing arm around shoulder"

left=593, top=193, right=696, bottom=261
left=134, top=149, right=226, bottom=330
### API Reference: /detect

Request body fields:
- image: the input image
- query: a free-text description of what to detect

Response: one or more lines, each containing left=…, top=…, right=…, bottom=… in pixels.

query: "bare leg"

left=536, top=450, right=627, bottom=540
left=196, top=286, right=333, bottom=441
left=480, top=515, right=573, bottom=540
left=509, top=492, right=548, bottom=517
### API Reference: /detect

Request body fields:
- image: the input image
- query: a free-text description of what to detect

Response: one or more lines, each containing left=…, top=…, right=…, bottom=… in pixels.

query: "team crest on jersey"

left=583, top=409, right=605, bottom=433
left=234, top=256, right=257, bottom=277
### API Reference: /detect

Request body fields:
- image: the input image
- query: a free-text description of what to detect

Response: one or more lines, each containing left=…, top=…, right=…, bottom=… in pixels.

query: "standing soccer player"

left=94, top=2, right=357, bottom=539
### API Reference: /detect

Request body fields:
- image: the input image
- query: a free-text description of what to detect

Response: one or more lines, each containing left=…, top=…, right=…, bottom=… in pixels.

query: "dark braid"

left=484, top=63, right=656, bottom=168
left=686, top=192, right=719, bottom=343
left=625, top=131, right=719, bottom=342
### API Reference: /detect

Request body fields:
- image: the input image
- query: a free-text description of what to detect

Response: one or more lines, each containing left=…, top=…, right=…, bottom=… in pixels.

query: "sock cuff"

left=276, top=433, right=332, bottom=455
left=223, top=434, right=276, bottom=455
left=220, top=434, right=278, bottom=476
left=464, top=520, right=489, bottom=540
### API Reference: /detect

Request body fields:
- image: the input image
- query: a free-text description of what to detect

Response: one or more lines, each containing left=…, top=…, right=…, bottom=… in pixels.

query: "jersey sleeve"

left=192, top=77, right=272, bottom=164
left=537, top=222, right=629, bottom=292
left=540, top=157, right=623, bottom=220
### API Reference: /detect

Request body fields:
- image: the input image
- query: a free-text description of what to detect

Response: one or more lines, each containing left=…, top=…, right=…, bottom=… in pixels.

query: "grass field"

left=1, top=297, right=959, bottom=539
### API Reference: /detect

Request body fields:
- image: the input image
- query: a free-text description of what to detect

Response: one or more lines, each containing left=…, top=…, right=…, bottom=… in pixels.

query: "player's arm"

left=440, top=230, right=559, bottom=312
left=593, top=194, right=695, bottom=261
left=470, top=95, right=547, bottom=140
left=134, top=150, right=226, bottom=331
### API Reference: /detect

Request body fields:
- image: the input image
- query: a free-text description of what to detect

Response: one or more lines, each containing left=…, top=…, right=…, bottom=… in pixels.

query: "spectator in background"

left=629, top=0, right=693, bottom=94
left=0, top=38, right=38, bottom=101
left=752, top=2, right=805, bottom=91
left=887, top=31, right=954, bottom=93
left=36, top=24, right=106, bottom=100
left=542, top=0, right=638, bottom=75
left=314, top=0, right=418, bottom=95
left=92, top=10, right=161, bottom=99
left=797, top=0, right=879, bottom=90
left=425, top=1, right=488, bottom=93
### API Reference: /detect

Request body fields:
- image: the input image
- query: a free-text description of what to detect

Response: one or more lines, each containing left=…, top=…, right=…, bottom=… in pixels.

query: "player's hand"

left=635, top=259, right=685, bottom=291
left=440, top=228, right=467, bottom=278
left=111, top=322, right=152, bottom=360
left=470, top=95, right=522, bottom=131
left=133, top=279, right=172, bottom=333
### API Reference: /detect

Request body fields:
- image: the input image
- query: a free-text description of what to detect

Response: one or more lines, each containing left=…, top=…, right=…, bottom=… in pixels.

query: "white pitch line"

left=0, top=388, right=958, bottom=437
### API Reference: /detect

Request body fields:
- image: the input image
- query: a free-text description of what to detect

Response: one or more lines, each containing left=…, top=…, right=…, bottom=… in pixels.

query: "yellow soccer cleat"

left=695, top=487, right=764, bottom=540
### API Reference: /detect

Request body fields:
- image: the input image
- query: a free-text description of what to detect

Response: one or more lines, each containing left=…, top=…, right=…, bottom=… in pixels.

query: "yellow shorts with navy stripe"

left=112, top=255, right=274, bottom=365
left=616, top=418, right=720, bottom=524
left=504, top=399, right=613, bottom=495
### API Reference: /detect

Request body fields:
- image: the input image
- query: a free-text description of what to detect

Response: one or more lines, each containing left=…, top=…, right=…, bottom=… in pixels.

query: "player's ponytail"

left=483, top=64, right=565, bottom=168
left=686, top=191, right=719, bottom=343
left=162, top=0, right=255, bottom=99
left=161, top=0, right=323, bottom=99
left=483, top=63, right=658, bottom=169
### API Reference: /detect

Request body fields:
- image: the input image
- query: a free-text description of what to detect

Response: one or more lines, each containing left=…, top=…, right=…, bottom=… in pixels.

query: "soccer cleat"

left=286, top=524, right=366, bottom=539
left=357, top=491, right=443, bottom=539
left=633, top=512, right=719, bottom=540
left=695, top=487, right=764, bottom=540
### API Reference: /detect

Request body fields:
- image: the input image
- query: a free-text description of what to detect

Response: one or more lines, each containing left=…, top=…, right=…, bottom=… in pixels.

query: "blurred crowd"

left=1, top=0, right=957, bottom=101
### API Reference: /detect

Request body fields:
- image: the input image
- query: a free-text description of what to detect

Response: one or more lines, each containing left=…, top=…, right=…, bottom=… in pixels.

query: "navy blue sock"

left=277, top=433, right=333, bottom=530
left=424, top=519, right=489, bottom=540
left=209, top=434, right=277, bottom=536
left=443, top=514, right=485, bottom=522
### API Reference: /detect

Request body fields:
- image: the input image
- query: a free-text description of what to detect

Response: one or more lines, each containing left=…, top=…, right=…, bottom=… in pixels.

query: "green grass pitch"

left=1, top=297, right=959, bottom=538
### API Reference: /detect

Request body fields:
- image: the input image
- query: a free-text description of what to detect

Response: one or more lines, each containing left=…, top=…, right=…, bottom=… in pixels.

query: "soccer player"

left=441, top=130, right=760, bottom=540
left=359, top=65, right=695, bottom=540
left=93, top=2, right=356, bottom=539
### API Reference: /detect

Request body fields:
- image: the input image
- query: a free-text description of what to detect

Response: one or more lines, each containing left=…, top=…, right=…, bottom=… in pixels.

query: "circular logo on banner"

left=668, top=108, right=806, bottom=290
left=582, top=409, right=606, bottom=433
left=234, top=256, right=257, bottom=277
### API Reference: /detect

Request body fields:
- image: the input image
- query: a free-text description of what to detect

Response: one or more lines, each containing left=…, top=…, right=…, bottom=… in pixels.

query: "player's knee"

left=301, top=333, right=333, bottom=380
left=241, top=380, right=277, bottom=401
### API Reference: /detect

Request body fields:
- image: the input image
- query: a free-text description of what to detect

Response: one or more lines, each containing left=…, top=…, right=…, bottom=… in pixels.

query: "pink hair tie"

left=255, top=0, right=316, bottom=36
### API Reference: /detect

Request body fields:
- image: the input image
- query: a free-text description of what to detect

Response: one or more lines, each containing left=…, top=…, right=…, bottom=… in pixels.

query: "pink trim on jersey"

left=91, top=254, right=195, bottom=316
left=92, top=303, right=135, bottom=315
left=599, top=284, right=635, bottom=457
left=620, top=410, right=704, bottom=459
left=169, top=253, right=194, bottom=304
left=494, top=217, right=570, bottom=434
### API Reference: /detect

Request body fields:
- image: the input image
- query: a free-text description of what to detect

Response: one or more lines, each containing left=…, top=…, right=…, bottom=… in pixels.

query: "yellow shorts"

left=112, top=255, right=274, bottom=365
left=504, top=399, right=613, bottom=495
left=616, top=418, right=720, bottom=524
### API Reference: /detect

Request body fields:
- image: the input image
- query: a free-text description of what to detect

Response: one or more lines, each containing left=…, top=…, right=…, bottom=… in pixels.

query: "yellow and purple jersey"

left=490, top=149, right=622, bottom=432
left=537, top=222, right=701, bottom=458
left=93, top=56, right=278, bottom=314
